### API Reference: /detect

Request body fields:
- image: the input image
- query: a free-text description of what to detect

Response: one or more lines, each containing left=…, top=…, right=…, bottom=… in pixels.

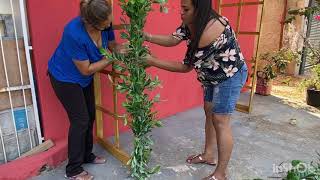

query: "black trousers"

left=49, top=74, right=96, bottom=177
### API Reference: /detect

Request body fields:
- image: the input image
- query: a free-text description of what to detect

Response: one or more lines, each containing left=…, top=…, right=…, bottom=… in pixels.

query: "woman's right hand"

left=143, top=53, right=191, bottom=73
left=143, top=32, right=152, bottom=42
left=144, top=53, right=156, bottom=67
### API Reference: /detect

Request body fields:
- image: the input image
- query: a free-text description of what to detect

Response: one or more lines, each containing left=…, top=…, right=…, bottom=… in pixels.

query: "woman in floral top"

left=144, top=0, right=248, bottom=179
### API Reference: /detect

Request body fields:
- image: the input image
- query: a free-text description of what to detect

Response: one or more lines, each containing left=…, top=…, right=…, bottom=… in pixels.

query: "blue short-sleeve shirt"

left=48, top=16, right=115, bottom=87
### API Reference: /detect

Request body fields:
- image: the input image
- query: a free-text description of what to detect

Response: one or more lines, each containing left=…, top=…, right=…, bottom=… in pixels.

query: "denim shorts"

left=203, top=64, right=248, bottom=114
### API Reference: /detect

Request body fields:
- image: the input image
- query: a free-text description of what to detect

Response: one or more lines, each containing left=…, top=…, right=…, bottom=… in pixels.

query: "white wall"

left=0, top=0, right=23, bottom=37
left=0, top=0, right=12, bottom=14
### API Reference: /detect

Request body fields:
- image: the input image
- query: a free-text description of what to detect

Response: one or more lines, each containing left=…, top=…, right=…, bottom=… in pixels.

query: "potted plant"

left=300, top=64, right=320, bottom=107
left=299, top=40, right=320, bottom=107
left=256, top=48, right=299, bottom=95
left=285, top=1, right=320, bottom=107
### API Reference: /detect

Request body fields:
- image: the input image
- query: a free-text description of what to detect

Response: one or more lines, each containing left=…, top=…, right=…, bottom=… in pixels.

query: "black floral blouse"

left=172, top=16, right=245, bottom=86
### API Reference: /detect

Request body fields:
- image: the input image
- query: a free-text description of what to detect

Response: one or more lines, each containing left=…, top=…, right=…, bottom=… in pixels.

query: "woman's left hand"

left=115, top=42, right=130, bottom=54
left=145, top=53, right=155, bottom=63
left=144, top=53, right=158, bottom=68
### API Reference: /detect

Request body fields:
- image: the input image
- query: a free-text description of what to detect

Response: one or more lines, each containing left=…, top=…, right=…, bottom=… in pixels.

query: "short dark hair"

left=80, top=0, right=112, bottom=27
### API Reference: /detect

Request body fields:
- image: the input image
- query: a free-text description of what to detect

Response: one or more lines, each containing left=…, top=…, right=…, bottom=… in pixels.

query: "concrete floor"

left=33, top=94, right=320, bottom=180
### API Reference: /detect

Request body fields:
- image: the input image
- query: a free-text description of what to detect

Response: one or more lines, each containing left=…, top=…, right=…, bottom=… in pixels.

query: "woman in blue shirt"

left=47, top=0, right=124, bottom=179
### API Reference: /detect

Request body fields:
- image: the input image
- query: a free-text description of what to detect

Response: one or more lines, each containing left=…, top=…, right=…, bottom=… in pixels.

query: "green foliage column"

left=100, top=0, right=167, bottom=179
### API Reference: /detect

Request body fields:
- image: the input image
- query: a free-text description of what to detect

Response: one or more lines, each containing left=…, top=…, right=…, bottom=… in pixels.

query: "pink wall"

left=0, top=1, right=259, bottom=179
left=26, top=0, right=203, bottom=141
left=26, top=0, right=257, bottom=140
left=27, top=0, right=82, bottom=141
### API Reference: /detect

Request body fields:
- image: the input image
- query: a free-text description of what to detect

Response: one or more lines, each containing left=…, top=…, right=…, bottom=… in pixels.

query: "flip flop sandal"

left=186, top=154, right=217, bottom=166
left=65, top=171, right=94, bottom=180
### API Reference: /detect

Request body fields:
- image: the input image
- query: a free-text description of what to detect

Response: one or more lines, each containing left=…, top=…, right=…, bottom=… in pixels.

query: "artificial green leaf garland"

left=100, top=0, right=168, bottom=179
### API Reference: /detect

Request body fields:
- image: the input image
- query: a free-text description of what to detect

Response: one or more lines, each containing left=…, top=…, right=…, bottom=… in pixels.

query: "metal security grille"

left=307, top=1, right=320, bottom=67
left=0, top=0, right=42, bottom=164
left=309, top=1, right=320, bottom=46
left=300, top=0, right=320, bottom=72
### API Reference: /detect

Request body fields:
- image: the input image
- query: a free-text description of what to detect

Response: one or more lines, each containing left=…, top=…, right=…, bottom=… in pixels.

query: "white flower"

left=194, top=59, right=203, bottom=69
left=195, top=51, right=204, bottom=58
left=198, top=72, right=206, bottom=80
left=239, top=52, right=245, bottom=61
left=213, top=34, right=227, bottom=48
left=211, top=81, right=218, bottom=85
left=211, top=60, right=220, bottom=71
left=202, top=54, right=219, bottom=70
left=173, top=28, right=185, bottom=39
left=220, top=48, right=237, bottom=62
left=223, top=65, right=238, bottom=77
left=203, top=60, right=219, bottom=70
